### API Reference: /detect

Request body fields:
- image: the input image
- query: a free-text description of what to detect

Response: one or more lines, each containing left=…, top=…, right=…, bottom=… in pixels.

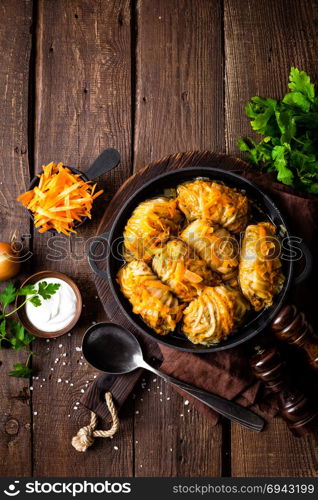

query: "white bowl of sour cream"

left=16, top=271, right=82, bottom=338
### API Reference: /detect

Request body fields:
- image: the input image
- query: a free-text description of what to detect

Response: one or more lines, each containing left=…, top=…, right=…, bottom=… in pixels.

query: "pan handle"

left=85, top=148, right=121, bottom=181
left=294, top=241, right=312, bottom=286
left=88, top=232, right=110, bottom=280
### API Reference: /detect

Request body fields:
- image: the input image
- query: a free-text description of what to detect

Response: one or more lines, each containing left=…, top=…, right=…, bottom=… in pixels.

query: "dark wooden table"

left=1, top=0, right=318, bottom=478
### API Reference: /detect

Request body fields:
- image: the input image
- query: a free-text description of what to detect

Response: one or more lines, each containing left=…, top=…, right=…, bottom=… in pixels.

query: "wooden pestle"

left=251, top=344, right=318, bottom=437
left=271, top=304, right=318, bottom=371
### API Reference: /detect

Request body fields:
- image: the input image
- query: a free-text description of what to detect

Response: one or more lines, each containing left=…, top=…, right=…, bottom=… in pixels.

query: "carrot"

left=17, top=162, right=103, bottom=235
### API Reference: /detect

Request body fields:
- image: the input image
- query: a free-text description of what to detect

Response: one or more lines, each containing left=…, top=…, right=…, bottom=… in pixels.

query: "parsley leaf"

left=288, top=67, right=315, bottom=101
left=37, top=281, right=61, bottom=300
left=29, top=295, right=42, bottom=307
left=238, top=67, right=318, bottom=193
left=17, top=284, right=37, bottom=296
left=0, top=282, right=17, bottom=309
left=0, top=279, right=59, bottom=377
left=9, top=363, right=33, bottom=378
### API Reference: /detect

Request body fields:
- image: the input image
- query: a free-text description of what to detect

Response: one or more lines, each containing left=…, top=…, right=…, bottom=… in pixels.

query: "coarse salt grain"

left=30, top=386, right=33, bottom=391
left=62, top=353, right=67, bottom=357
left=114, top=446, right=118, bottom=451
left=57, top=378, right=62, bottom=383
left=46, top=339, right=50, bottom=343
left=75, top=347, right=82, bottom=352
left=33, top=411, right=37, bottom=416
left=135, top=410, right=139, bottom=415
left=59, top=344, right=62, bottom=348
left=81, top=389, right=85, bottom=393
left=184, top=400, right=189, bottom=405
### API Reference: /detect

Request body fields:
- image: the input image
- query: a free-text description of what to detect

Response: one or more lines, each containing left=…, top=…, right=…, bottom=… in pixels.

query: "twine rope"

left=71, top=392, right=119, bottom=452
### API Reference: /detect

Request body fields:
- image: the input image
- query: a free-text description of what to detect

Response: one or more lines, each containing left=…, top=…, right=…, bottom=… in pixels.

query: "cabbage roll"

left=239, top=222, right=285, bottom=311
left=123, top=197, right=184, bottom=261
left=152, top=239, right=220, bottom=302
left=177, top=179, right=249, bottom=233
left=117, top=260, right=183, bottom=335
left=181, top=219, right=239, bottom=280
left=183, top=285, right=249, bottom=345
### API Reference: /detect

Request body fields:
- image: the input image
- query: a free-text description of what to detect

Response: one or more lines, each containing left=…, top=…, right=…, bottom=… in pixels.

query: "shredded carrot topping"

left=17, top=162, right=103, bottom=235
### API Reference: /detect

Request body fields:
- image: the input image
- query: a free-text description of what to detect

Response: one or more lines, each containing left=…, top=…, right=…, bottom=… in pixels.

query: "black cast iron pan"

left=88, top=166, right=311, bottom=353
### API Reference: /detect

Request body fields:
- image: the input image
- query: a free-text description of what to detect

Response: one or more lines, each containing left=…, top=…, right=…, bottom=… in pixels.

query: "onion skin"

left=0, top=242, right=21, bottom=281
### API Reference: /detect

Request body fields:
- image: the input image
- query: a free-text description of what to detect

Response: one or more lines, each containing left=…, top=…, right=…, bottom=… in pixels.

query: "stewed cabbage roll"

left=117, top=260, right=183, bottom=335
left=152, top=239, right=220, bottom=302
left=123, top=197, right=183, bottom=262
left=239, top=222, right=285, bottom=311
left=180, top=219, right=239, bottom=280
left=177, top=179, right=249, bottom=233
left=183, top=285, right=249, bottom=345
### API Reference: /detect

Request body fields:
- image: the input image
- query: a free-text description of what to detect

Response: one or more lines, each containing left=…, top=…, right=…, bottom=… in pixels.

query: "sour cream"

left=25, top=277, right=77, bottom=333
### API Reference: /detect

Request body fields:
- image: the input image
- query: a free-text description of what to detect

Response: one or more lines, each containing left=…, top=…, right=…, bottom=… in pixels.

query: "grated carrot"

left=17, top=162, right=104, bottom=235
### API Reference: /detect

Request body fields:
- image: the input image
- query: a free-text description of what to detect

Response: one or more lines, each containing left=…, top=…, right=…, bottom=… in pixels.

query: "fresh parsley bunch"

left=238, top=67, right=318, bottom=193
left=0, top=281, right=60, bottom=377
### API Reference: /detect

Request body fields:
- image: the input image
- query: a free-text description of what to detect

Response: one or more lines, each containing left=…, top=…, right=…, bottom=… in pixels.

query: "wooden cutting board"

left=80, top=151, right=251, bottom=419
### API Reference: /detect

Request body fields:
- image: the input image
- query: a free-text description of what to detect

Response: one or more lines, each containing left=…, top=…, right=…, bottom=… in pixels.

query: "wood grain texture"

left=0, top=0, right=33, bottom=477
left=134, top=0, right=225, bottom=474
left=134, top=0, right=225, bottom=168
left=224, top=0, right=318, bottom=477
left=32, top=0, right=132, bottom=476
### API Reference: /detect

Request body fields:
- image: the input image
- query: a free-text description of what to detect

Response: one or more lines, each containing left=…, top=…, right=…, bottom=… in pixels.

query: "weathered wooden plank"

left=134, top=0, right=224, bottom=476
left=32, top=0, right=132, bottom=476
left=232, top=417, right=318, bottom=477
left=0, top=0, right=33, bottom=477
left=225, top=0, right=318, bottom=477
left=134, top=0, right=225, bottom=169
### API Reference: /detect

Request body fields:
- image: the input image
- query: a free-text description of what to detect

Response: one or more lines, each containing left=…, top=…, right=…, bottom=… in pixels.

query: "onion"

left=0, top=242, right=21, bottom=281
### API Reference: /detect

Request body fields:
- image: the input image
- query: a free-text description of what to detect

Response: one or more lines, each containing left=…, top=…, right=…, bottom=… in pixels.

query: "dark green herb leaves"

left=238, top=67, right=318, bottom=193
left=37, top=281, right=60, bottom=300
left=0, top=282, right=17, bottom=309
left=9, top=363, right=33, bottom=378
left=0, top=280, right=60, bottom=377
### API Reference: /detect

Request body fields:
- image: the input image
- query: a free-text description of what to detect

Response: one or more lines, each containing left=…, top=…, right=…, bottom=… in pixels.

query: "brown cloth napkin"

left=81, top=163, right=318, bottom=425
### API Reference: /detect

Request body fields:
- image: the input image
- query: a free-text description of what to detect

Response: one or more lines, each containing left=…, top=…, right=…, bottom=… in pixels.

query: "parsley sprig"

left=238, top=67, right=318, bottom=194
left=0, top=281, right=60, bottom=377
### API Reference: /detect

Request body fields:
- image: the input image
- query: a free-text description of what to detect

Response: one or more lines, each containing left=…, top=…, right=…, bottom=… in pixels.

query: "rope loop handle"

left=71, top=392, right=119, bottom=452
